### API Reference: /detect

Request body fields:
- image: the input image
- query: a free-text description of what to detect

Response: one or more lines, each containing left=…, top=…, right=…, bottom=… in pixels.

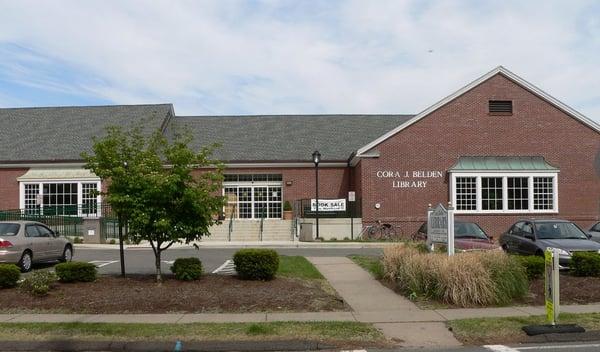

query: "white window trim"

left=450, top=172, right=558, bottom=214
left=19, top=179, right=102, bottom=218
left=222, top=181, right=284, bottom=220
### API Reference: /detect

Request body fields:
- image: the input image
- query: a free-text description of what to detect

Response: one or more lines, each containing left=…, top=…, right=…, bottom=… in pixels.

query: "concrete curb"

left=0, top=340, right=335, bottom=351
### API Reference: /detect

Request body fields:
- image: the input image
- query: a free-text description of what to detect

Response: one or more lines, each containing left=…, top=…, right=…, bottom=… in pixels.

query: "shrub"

left=516, top=255, right=545, bottom=280
left=330, top=237, right=337, bottom=241
left=19, top=271, right=57, bottom=296
left=73, top=237, right=83, bottom=244
left=283, top=201, right=292, bottom=212
left=343, top=237, right=350, bottom=241
left=382, top=245, right=528, bottom=307
left=233, top=249, right=279, bottom=280
left=0, top=264, right=20, bottom=288
left=109, top=239, right=116, bottom=245
left=170, top=257, right=203, bottom=281
left=572, top=252, right=600, bottom=277
left=55, top=261, right=97, bottom=283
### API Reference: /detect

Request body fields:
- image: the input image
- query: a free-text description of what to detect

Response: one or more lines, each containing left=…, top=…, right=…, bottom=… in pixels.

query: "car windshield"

left=0, top=223, right=20, bottom=236
left=535, top=222, right=588, bottom=240
left=454, top=222, right=488, bottom=239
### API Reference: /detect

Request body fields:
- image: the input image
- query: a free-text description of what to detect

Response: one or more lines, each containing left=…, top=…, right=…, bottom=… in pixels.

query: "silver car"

left=0, top=221, right=73, bottom=272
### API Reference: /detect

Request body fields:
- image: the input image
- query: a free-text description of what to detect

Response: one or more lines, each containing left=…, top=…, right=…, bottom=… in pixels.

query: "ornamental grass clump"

left=382, top=245, right=528, bottom=307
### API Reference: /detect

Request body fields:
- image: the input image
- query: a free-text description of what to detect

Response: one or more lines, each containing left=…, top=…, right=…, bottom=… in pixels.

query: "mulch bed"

left=0, top=275, right=346, bottom=313
left=525, top=273, right=600, bottom=306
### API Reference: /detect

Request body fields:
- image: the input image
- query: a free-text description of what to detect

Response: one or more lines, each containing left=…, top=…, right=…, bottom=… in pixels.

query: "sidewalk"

left=75, top=240, right=396, bottom=250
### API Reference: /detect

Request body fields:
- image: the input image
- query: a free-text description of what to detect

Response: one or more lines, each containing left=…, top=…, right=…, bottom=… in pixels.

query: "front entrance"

left=223, top=174, right=283, bottom=219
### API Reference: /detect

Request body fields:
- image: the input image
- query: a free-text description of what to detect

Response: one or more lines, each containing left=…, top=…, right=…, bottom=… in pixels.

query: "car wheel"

left=19, top=251, right=33, bottom=272
left=60, top=245, right=73, bottom=263
left=501, top=244, right=509, bottom=252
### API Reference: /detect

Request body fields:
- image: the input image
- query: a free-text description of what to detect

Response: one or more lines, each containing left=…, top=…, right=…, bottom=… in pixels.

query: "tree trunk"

left=155, top=248, right=162, bottom=283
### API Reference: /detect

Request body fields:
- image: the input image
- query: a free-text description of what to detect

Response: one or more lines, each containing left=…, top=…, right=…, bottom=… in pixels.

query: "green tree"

left=83, top=125, right=224, bottom=282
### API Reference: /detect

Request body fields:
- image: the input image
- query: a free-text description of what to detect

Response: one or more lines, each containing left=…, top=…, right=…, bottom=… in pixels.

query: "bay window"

left=452, top=173, right=558, bottom=213
left=19, top=180, right=101, bottom=217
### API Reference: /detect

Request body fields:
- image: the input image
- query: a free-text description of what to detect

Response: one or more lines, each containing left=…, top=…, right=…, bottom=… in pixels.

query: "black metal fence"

left=294, top=198, right=361, bottom=218
left=0, top=208, right=83, bottom=236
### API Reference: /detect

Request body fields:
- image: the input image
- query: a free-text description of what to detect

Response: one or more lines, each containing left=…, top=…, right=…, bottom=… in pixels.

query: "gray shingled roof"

left=0, top=104, right=173, bottom=162
left=169, top=115, right=414, bottom=162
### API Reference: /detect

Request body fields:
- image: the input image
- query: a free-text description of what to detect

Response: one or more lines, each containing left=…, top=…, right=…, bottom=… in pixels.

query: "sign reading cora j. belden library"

left=376, top=170, right=443, bottom=188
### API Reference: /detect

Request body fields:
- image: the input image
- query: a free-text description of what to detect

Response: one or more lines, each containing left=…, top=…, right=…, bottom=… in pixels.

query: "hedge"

left=0, top=264, right=20, bottom=288
left=572, top=252, right=600, bottom=277
left=55, top=261, right=97, bottom=282
left=233, top=249, right=279, bottom=280
left=170, top=257, right=203, bottom=281
left=516, top=255, right=545, bottom=280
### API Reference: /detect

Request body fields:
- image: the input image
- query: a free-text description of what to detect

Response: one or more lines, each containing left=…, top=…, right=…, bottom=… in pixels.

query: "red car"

left=416, top=221, right=500, bottom=251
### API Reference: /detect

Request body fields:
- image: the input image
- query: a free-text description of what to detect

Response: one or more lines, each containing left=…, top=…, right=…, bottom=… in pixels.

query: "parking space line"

left=484, top=346, right=519, bottom=352
left=162, top=260, right=175, bottom=265
left=212, top=259, right=235, bottom=274
left=88, top=260, right=118, bottom=268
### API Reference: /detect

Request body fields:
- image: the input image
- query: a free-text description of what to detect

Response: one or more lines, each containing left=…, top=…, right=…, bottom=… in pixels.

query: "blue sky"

left=0, top=0, right=599, bottom=122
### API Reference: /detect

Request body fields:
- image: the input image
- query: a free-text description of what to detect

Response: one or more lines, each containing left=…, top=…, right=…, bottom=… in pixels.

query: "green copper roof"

left=449, top=156, right=559, bottom=171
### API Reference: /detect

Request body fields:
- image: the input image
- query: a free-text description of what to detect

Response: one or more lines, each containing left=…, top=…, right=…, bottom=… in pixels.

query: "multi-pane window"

left=21, top=181, right=100, bottom=217
left=238, top=187, right=253, bottom=219
left=452, top=174, right=557, bottom=213
left=81, top=183, right=98, bottom=216
left=268, top=187, right=282, bottom=219
left=481, top=177, right=503, bottom=210
left=508, top=177, right=529, bottom=210
left=455, top=177, right=476, bottom=211
left=24, top=184, right=40, bottom=214
left=534, top=177, right=554, bottom=210
left=43, top=183, right=78, bottom=215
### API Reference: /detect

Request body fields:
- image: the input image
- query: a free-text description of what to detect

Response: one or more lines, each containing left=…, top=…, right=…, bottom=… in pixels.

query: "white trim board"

left=354, top=66, right=600, bottom=162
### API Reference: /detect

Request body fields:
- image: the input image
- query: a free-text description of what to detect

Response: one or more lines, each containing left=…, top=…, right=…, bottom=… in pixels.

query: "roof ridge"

left=0, top=103, right=173, bottom=110
left=175, top=114, right=414, bottom=119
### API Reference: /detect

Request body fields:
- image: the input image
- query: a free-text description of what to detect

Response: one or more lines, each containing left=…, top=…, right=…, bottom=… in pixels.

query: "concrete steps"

left=205, top=220, right=293, bottom=241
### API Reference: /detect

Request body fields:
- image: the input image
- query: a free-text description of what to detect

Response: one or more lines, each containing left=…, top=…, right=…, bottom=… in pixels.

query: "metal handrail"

left=227, top=205, right=236, bottom=242
left=259, top=207, right=265, bottom=241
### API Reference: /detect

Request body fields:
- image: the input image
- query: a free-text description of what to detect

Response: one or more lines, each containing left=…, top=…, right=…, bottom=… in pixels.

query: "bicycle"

left=359, top=220, right=404, bottom=241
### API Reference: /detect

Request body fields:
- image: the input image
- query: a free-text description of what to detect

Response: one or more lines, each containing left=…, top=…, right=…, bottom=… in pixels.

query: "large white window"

left=451, top=173, right=558, bottom=213
left=223, top=174, right=283, bottom=219
left=19, top=180, right=101, bottom=217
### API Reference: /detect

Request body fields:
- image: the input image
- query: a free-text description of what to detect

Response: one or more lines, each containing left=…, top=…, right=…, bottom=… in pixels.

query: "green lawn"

left=277, top=256, right=324, bottom=280
left=0, top=322, right=385, bottom=344
left=448, top=313, right=600, bottom=345
left=348, top=255, right=384, bottom=280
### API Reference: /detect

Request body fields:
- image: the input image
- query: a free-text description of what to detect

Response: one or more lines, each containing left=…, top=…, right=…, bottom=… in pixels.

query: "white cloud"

left=0, top=0, right=598, bottom=121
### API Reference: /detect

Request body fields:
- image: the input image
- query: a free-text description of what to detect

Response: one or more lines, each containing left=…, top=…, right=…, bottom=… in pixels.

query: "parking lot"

left=46, top=246, right=384, bottom=275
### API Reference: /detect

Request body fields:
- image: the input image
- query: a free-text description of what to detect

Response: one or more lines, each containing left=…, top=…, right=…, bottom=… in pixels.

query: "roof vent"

left=489, top=100, right=513, bottom=115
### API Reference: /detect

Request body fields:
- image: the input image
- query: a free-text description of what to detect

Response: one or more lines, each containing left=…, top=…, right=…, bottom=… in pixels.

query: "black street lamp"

left=118, top=161, right=128, bottom=277
left=312, top=150, right=321, bottom=239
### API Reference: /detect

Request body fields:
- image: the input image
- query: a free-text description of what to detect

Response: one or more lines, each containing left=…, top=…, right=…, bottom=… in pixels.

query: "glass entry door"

left=224, top=184, right=282, bottom=219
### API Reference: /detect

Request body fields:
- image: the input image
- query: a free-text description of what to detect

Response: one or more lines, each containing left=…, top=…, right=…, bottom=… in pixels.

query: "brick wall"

left=359, top=73, right=600, bottom=237
left=193, top=166, right=351, bottom=204
left=0, top=168, right=28, bottom=209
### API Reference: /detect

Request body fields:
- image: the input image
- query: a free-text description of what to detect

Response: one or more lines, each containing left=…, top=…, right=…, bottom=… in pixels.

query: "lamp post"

left=118, top=161, right=128, bottom=277
left=312, top=151, right=321, bottom=239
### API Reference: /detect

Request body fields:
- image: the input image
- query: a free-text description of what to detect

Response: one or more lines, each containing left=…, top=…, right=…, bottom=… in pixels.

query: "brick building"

left=1, top=66, right=599, bottom=241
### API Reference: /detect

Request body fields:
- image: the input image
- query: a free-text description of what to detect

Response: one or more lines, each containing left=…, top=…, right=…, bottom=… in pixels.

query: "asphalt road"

left=60, top=246, right=384, bottom=275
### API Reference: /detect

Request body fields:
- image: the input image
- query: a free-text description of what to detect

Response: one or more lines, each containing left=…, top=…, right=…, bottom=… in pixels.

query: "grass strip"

left=277, top=256, right=324, bottom=280
left=348, top=255, right=384, bottom=280
left=0, top=321, right=384, bottom=343
left=448, top=313, right=600, bottom=345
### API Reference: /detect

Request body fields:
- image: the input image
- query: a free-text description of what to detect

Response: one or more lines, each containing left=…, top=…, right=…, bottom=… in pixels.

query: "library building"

left=0, top=66, right=599, bottom=243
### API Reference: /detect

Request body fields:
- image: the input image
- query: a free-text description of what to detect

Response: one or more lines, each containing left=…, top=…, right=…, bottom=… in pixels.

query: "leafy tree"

left=83, top=125, right=224, bottom=282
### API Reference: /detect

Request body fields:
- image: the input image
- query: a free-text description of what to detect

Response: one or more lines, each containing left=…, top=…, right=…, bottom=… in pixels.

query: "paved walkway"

left=308, top=256, right=461, bottom=348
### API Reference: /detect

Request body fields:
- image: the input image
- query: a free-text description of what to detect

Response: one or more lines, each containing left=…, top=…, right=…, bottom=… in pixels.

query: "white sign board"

left=427, top=203, right=455, bottom=256
left=428, top=204, right=448, bottom=243
left=348, top=191, right=356, bottom=202
left=311, top=199, right=346, bottom=212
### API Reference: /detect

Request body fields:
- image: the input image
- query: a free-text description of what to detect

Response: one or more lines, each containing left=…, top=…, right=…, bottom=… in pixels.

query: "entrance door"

left=223, top=184, right=282, bottom=219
